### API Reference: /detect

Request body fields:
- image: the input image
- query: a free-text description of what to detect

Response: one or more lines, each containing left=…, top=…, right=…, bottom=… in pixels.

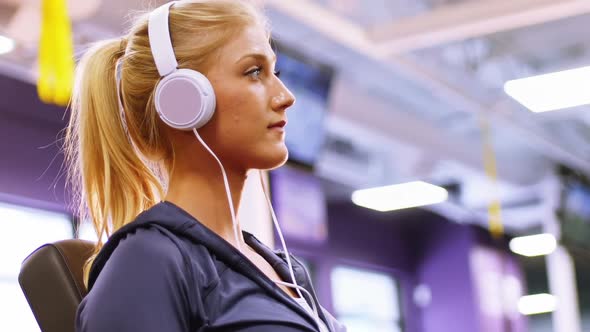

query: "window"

left=77, top=219, right=106, bottom=242
left=0, top=202, right=73, bottom=332
left=331, top=265, right=403, bottom=332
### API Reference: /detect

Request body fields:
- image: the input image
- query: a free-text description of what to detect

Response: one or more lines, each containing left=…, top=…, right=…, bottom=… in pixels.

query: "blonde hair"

left=64, top=0, right=267, bottom=286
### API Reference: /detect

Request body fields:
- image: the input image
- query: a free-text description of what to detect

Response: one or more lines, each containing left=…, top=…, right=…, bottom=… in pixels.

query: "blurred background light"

left=504, top=66, right=590, bottom=112
left=518, top=293, right=557, bottom=315
left=351, top=181, right=448, bottom=212
left=0, top=35, right=15, bottom=55
left=509, top=233, right=557, bottom=257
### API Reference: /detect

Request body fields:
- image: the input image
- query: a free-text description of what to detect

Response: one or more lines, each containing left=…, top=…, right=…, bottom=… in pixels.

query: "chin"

left=253, top=146, right=289, bottom=170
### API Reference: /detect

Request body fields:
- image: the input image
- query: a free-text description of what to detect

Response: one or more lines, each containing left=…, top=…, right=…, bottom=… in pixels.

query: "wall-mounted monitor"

left=275, top=45, right=334, bottom=168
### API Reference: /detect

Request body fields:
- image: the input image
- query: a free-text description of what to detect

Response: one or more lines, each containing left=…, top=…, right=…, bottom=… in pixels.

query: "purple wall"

left=415, top=220, right=479, bottom=332
left=0, top=77, right=69, bottom=212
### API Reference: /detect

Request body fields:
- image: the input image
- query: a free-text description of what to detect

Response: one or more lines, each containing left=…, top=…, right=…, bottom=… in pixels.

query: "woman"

left=66, top=1, right=345, bottom=331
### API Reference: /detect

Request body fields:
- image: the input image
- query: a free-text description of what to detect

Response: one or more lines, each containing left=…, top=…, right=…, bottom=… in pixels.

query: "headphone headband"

left=149, top=2, right=178, bottom=77
left=147, top=1, right=216, bottom=131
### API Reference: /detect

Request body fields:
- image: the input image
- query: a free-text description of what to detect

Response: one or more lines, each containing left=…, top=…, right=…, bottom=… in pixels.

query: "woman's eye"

left=246, top=67, right=262, bottom=79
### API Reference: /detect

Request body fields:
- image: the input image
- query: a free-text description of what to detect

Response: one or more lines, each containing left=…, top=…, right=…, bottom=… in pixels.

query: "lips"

left=268, top=120, right=287, bottom=129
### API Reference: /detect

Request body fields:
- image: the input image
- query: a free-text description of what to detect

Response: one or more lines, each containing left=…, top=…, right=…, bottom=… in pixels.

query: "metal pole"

left=542, top=176, right=582, bottom=332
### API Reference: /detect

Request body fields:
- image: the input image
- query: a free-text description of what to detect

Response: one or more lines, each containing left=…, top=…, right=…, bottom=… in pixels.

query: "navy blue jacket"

left=76, top=201, right=346, bottom=331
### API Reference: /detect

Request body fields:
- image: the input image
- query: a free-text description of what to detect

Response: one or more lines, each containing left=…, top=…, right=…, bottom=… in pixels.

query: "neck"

left=165, top=149, right=248, bottom=248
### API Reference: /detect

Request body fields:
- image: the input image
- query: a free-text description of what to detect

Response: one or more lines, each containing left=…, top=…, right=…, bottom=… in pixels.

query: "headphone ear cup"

left=154, top=69, right=216, bottom=130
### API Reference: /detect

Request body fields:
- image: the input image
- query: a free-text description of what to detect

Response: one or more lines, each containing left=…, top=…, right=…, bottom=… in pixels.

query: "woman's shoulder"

left=88, top=202, right=220, bottom=289
left=112, top=225, right=188, bottom=265
left=102, top=224, right=220, bottom=281
left=94, top=226, right=194, bottom=287
left=77, top=226, right=204, bottom=332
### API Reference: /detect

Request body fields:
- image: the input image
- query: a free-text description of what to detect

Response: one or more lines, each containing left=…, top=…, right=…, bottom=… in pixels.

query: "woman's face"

left=200, top=24, right=295, bottom=172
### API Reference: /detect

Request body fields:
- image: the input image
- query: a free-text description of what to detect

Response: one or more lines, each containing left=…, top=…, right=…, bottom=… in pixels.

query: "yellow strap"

left=37, top=0, right=74, bottom=106
left=480, top=116, right=504, bottom=238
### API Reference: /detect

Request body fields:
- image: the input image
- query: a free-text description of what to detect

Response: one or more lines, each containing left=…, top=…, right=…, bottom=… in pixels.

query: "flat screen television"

left=275, top=45, right=334, bottom=168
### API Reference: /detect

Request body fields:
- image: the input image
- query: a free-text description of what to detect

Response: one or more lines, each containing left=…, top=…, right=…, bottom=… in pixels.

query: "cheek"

left=210, top=96, right=257, bottom=156
left=219, top=96, right=248, bottom=134
left=216, top=86, right=264, bottom=130
left=213, top=87, right=244, bottom=125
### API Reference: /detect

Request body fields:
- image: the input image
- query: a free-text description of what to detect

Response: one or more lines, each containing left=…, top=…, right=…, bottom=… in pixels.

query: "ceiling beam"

left=262, top=0, right=372, bottom=51
left=368, top=0, right=590, bottom=55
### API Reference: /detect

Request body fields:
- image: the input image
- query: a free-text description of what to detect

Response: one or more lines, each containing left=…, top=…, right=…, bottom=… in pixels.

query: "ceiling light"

left=504, top=66, right=590, bottom=112
left=0, top=35, right=15, bottom=55
left=518, top=294, right=556, bottom=315
left=509, top=233, right=557, bottom=257
left=351, top=181, right=448, bottom=212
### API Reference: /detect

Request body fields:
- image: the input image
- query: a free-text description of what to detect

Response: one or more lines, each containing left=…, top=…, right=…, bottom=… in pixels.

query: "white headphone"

left=148, top=1, right=216, bottom=130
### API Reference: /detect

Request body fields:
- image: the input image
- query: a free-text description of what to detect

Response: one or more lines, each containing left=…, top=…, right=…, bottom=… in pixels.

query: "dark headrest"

left=19, top=239, right=95, bottom=332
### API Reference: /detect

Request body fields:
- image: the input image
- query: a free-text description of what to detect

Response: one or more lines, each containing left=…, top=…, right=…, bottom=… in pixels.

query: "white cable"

left=258, top=170, right=303, bottom=299
left=192, top=128, right=242, bottom=251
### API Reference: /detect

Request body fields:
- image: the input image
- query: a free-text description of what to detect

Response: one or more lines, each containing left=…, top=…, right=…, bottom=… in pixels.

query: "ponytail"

left=65, top=39, right=164, bottom=286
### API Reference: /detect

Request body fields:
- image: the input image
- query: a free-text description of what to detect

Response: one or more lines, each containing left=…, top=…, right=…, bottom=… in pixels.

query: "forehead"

left=220, top=24, right=274, bottom=63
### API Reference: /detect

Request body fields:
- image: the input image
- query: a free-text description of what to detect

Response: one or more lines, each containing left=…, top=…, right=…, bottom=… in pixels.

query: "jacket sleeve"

left=76, top=227, right=199, bottom=332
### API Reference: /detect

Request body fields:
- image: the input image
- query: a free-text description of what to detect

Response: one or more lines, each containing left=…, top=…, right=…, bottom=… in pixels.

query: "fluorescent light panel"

left=509, top=233, right=556, bottom=257
left=351, top=181, right=448, bottom=212
left=0, top=35, right=15, bottom=55
left=504, top=66, right=590, bottom=112
left=518, top=293, right=556, bottom=315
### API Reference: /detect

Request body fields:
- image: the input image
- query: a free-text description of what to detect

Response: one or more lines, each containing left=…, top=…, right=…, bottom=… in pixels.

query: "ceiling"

left=1, top=0, right=589, bottom=234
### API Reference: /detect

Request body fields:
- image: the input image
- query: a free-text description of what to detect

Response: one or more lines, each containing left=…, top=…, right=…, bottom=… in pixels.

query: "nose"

left=271, top=80, right=295, bottom=112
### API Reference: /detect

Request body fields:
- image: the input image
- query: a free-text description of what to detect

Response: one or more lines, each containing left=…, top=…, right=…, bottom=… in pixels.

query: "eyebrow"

left=235, top=53, right=277, bottom=65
